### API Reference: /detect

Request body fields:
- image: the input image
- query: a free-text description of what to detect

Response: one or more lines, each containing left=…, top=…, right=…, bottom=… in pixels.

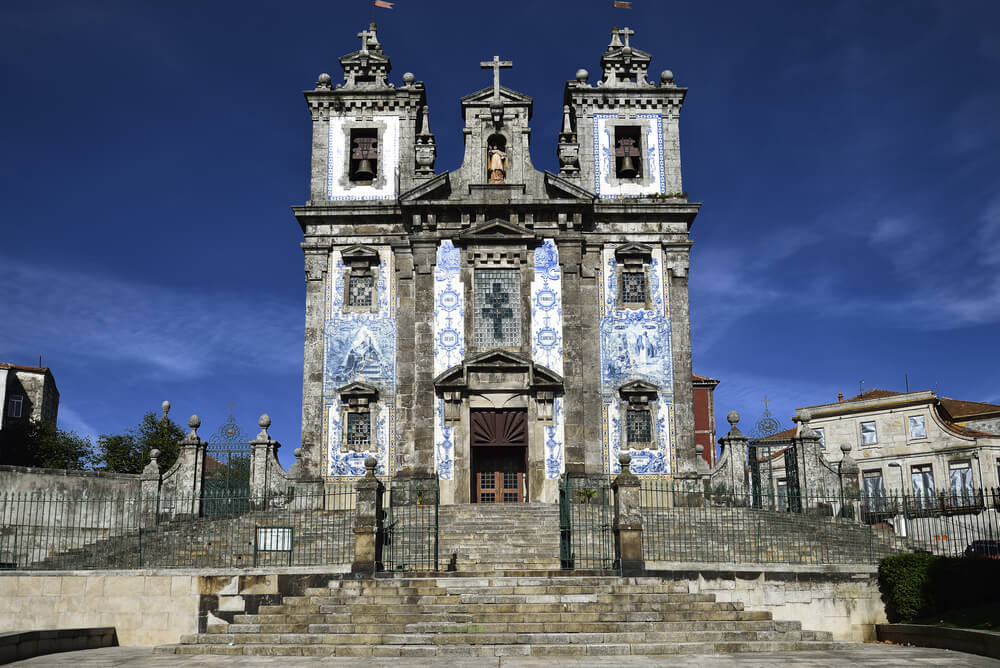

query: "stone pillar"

left=612, top=454, right=645, bottom=576
left=352, top=457, right=384, bottom=575
left=838, top=443, right=861, bottom=520
left=394, top=245, right=416, bottom=474
left=667, top=257, right=695, bottom=472
left=557, top=237, right=587, bottom=473
left=140, top=449, right=161, bottom=527
left=794, top=410, right=824, bottom=506
left=716, top=411, right=749, bottom=496
left=173, top=416, right=206, bottom=517
left=299, top=247, right=329, bottom=480
left=411, top=240, right=438, bottom=476
left=249, top=414, right=279, bottom=508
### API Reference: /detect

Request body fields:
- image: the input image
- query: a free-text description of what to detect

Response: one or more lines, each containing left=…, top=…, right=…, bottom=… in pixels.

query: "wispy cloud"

left=0, top=257, right=302, bottom=380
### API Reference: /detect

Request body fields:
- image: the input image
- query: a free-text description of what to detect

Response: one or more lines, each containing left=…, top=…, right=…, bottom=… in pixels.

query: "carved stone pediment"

left=619, top=380, right=659, bottom=405
left=461, top=85, right=534, bottom=108
left=399, top=171, right=450, bottom=202
left=434, top=349, right=563, bottom=392
left=614, top=243, right=653, bottom=262
left=338, top=382, right=379, bottom=400
left=341, top=244, right=380, bottom=268
left=457, top=218, right=537, bottom=246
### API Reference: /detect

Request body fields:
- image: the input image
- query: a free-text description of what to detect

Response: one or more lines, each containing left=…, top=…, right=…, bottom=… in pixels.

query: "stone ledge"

left=876, top=624, right=1000, bottom=661
left=646, top=562, right=878, bottom=580
left=0, top=627, right=117, bottom=664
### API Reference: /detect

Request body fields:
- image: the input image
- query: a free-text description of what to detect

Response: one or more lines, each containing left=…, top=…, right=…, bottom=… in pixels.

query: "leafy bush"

left=879, top=553, right=1000, bottom=622
left=879, top=552, right=938, bottom=622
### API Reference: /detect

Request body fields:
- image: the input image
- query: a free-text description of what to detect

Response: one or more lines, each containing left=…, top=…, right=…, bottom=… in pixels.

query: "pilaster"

left=300, top=247, right=329, bottom=480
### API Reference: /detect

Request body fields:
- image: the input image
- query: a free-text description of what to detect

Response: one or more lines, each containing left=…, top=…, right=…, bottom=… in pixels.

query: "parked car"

left=964, top=539, right=1000, bottom=559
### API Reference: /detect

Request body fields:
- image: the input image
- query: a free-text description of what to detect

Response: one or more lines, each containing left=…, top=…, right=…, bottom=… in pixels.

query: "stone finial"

left=161, top=400, right=170, bottom=417
left=727, top=410, right=740, bottom=426
left=256, top=414, right=271, bottom=441
left=660, top=69, right=674, bottom=85
left=364, top=456, right=378, bottom=479
left=696, top=443, right=704, bottom=457
left=150, top=448, right=160, bottom=461
left=419, top=105, right=431, bottom=136
left=401, top=72, right=415, bottom=86
left=187, top=415, right=201, bottom=439
left=609, top=28, right=623, bottom=48
left=575, top=68, right=588, bottom=83
left=840, top=443, right=852, bottom=455
left=316, top=72, right=332, bottom=90
left=797, top=409, right=815, bottom=438
left=142, top=448, right=161, bottom=478
left=293, top=447, right=303, bottom=459
left=618, top=452, right=632, bottom=473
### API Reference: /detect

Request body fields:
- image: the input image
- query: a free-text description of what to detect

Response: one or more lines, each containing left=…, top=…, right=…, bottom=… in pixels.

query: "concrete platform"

left=8, top=643, right=1000, bottom=666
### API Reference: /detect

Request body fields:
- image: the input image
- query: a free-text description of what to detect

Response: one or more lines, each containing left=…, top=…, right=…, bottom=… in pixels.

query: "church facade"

left=293, top=25, right=700, bottom=504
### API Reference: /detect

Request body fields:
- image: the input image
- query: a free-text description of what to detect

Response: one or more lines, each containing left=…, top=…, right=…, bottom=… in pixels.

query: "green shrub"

left=878, top=553, right=939, bottom=622
left=879, top=553, right=1000, bottom=622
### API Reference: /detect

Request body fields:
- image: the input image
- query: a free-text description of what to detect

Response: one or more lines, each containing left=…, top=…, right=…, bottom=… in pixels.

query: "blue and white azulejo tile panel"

left=433, top=240, right=463, bottom=481
left=327, top=116, right=400, bottom=201
left=531, top=239, right=565, bottom=479
left=433, top=240, right=464, bottom=376
left=598, top=244, right=675, bottom=476
left=323, top=247, right=396, bottom=478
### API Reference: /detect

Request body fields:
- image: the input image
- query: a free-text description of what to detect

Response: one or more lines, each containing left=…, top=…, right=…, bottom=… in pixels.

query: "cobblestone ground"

left=9, top=644, right=1000, bottom=667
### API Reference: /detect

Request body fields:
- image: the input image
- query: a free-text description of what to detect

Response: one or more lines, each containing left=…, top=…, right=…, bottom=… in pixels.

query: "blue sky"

left=2, top=0, right=998, bottom=467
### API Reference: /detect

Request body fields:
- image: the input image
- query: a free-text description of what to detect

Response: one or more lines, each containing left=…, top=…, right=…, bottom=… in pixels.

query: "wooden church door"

left=470, top=409, right=527, bottom=503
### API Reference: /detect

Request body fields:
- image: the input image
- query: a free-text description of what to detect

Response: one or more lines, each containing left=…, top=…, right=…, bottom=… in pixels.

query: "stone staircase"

left=155, top=572, right=840, bottom=658
left=437, top=503, right=562, bottom=571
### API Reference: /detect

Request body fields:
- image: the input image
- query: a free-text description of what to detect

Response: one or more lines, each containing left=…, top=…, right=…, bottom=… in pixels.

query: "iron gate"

left=559, top=475, right=615, bottom=570
left=201, top=412, right=251, bottom=517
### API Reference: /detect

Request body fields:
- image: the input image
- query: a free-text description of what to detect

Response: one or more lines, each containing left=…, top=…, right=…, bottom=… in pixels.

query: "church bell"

left=618, top=154, right=638, bottom=178
left=354, top=158, right=376, bottom=180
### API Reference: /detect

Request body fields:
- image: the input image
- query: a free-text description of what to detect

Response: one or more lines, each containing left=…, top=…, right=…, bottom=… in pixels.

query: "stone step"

left=158, top=640, right=841, bottom=657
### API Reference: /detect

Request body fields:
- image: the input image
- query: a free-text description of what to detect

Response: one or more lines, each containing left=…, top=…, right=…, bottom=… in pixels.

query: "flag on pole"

left=613, top=1, right=632, bottom=8
left=374, top=0, right=393, bottom=8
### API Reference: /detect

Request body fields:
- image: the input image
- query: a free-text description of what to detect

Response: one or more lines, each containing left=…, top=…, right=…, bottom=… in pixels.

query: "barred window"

left=626, top=408, right=652, bottom=445
left=621, top=271, right=646, bottom=305
left=345, top=412, right=371, bottom=446
left=348, top=276, right=374, bottom=307
left=474, top=269, right=520, bottom=348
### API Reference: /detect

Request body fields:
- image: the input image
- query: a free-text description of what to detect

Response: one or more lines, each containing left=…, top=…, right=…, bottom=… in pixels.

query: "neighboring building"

left=293, top=24, right=701, bottom=503
left=0, top=363, right=59, bottom=431
left=758, top=389, right=1000, bottom=502
left=693, top=374, right=720, bottom=467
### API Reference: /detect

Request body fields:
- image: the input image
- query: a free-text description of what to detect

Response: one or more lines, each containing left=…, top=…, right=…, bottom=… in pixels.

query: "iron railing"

left=0, top=485, right=355, bottom=570
left=380, top=477, right=438, bottom=572
left=559, top=475, right=615, bottom=570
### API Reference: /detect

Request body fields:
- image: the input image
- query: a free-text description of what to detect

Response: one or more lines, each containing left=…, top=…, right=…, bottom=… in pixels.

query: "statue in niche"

left=487, top=135, right=507, bottom=184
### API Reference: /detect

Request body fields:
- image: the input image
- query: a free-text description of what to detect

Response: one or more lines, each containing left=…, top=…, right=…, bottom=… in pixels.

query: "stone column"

left=140, top=449, right=161, bottom=528
left=838, top=443, right=861, bottom=520
left=612, top=454, right=645, bottom=576
left=667, top=257, right=695, bottom=472
left=249, top=414, right=279, bottom=508
left=394, top=245, right=416, bottom=474
left=794, top=410, right=825, bottom=506
left=352, top=457, right=384, bottom=575
left=174, top=416, right=206, bottom=518
left=299, top=247, right=329, bottom=480
left=411, top=239, right=438, bottom=476
left=556, top=237, right=587, bottom=473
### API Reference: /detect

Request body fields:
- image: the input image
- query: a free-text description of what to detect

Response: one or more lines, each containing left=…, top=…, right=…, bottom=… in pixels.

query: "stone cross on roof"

left=618, top=26, right=635, bottom=47
left=357, top=25, right=377, bottom=54
left=480, top=55, right=512, bottom=102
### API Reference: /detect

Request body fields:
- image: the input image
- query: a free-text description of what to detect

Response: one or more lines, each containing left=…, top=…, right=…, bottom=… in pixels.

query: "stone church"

left=294, top=24, right=699, bottom=504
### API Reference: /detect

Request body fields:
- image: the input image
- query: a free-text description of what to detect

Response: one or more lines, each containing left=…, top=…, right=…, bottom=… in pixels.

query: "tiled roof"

left=754, top=427, right=797, bottom=442
left=940, top=397, right=1000, bottom=420
left=844, top=389, right=901, bottom=402
left=0, top=363, right=50, bottom=374
left=692, top=373, right=720, bottom=384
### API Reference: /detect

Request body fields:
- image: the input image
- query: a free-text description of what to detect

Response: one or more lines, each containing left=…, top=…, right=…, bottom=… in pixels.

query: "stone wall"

left=0, top=573, right=199, bottom=646
left=647, top=564, right=887, bottom=642
left=0, top=465, right=140, bottom=496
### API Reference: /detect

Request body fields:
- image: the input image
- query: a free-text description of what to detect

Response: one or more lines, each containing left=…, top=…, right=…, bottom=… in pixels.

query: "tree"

left=94, top=410, right=185, bottom=474
left=0, top=419, right=92, bottom=470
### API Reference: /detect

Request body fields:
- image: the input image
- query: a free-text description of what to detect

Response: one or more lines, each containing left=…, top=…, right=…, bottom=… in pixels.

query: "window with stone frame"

left=813, top=427, right=825, bottom=450
left=910, top=463, right=935, bottom=510
left=338, top=382, right=378, bottom=453
left=626, top=408, right=652, bottom=446
left=341, top=245, right=380, bottom=313
left=614, top=244, right=653, bottom=310
left=474, top=268, right=521, bottom=348
left=908, top=415, right=927, bottom=440
left=618, top=381, right=659, bottom=450
left=860, top=420, right=877, bottom=446
left=949, top=460, right=975, bottom=506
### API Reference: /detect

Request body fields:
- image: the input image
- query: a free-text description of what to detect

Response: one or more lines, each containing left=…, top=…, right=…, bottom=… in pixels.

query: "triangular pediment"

left=619, top=380, right=659, bottom=395
left=341, top=244, right=380, bottom=264
left=614, top=243, right=653, bottom=261
left=434, top=349, right=563, bottom=391
left=461, top=85, right=534, bottom=106
left=544, top=171, right=595, bottom=200
left=400, top=171, right=451, bottom=202
left=457, top=218, right=537, bottom=245
left=337, top=381, right=379, bottom=398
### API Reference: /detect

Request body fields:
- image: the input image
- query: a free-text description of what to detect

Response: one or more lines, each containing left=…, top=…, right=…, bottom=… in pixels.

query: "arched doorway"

left=470, top=408, right=527, bottom=503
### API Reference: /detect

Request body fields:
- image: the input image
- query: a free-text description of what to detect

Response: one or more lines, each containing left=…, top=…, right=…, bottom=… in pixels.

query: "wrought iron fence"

left=0, top=485, right=355, bottom=570
left=559, top=475, right=615, bottom=570
left=380, top=477, right=438, bottom=572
